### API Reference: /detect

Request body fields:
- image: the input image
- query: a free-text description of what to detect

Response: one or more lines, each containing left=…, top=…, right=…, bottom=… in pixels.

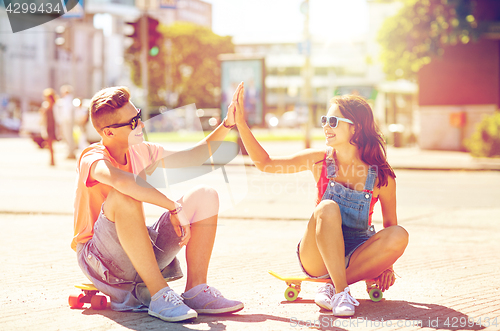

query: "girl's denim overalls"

left=322, top=152, right=377, bottom=267
left=321, top=154, right=377, bottom=231
left=297, top=151, right=378, bottom=278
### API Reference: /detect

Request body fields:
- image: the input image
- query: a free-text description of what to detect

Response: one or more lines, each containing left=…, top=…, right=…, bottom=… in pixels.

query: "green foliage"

left=465, top=112, right=500, bottom=157
left=162, top=23, right=234, bottom=108
left=124, top=22, right=234, bottom=110
left=377, top=0, right=480, bottom=81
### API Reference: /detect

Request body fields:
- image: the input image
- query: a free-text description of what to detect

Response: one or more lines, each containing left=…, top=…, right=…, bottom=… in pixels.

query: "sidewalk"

left=1, top=137, right=500, bottom=331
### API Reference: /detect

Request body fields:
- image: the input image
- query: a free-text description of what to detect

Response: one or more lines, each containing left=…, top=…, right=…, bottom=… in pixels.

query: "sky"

left=203, top=0, right=369, bottom=43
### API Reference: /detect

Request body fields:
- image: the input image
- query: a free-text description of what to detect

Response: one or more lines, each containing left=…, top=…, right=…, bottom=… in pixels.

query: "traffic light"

left=125, top=18, right=141, bottom=51
left=125, top=16, right=161, bottom=56
left=147, top=16, right=161, bottom=57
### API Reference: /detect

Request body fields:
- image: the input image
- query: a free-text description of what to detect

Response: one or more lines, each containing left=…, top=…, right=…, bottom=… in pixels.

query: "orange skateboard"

left=268, top=270, right=383, bottom=302
left=68, top=283, right=108, bottom=310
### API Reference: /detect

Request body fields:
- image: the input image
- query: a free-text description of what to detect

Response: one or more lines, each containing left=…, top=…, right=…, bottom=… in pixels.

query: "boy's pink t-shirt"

left=72, top=142, right=164, bottom=251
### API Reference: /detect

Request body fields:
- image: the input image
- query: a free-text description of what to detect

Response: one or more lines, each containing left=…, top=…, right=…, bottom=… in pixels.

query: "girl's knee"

left=311, top=200, right=341, bottom=234
left=394, top=225, right=409, bottom=245
left=315, top=200, right=340, bottom=217
left=386, top=225, right=409, bottom=252
left=314, top=200, right=341, bottom=222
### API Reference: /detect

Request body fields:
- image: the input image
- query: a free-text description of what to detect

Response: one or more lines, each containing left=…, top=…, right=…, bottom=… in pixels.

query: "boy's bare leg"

left=176, top=185, right=219, bottom=292
left=175, top=185, right=244, bottom=314
left=103, top=188, right=168, bottom=296
left=184, top=215, right=217, bottom=291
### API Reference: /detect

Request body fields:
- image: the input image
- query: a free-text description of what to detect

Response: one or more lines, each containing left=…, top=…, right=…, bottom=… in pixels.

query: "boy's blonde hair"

left=89, top=86, right=130, bottom=132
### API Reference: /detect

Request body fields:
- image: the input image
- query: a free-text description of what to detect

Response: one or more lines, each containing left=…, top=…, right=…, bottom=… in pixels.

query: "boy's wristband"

left=222, top=118, right=235, bottom=129
left=170, top=205, right=182, bottom=215
left=170, top=202, right=189, bottom=226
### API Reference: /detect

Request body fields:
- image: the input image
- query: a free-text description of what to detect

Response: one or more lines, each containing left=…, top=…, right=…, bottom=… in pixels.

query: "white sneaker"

left=331, top=286, right=359, bottom=317
left=315, top=283, right=335, bottom=310
left=148, top=286, right=198, bottom=322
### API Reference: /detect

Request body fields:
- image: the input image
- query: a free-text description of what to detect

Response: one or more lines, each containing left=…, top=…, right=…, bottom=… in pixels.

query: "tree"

left=466, top=112, right=500, bottom=157
left=377, top=0, right=481, bottom=81
left=161, top=23, right=234, bottom=108
left=124, top=22, right=234, bottom=110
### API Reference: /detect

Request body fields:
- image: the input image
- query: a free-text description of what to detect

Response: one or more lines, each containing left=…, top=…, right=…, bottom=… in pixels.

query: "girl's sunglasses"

left=321, top=115, right=353, bottom=128
left=102, top=110, right=142, bottom=130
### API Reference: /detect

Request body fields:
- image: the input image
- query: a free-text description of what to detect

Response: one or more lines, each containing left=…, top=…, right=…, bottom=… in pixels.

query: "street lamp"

left=300, top=0, right=312, bottom=148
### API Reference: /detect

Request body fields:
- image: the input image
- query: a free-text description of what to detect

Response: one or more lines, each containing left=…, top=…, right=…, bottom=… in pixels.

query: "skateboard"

left=68, top=283, right=108, bottom=310
left=268, top=270, right=383, bottom=302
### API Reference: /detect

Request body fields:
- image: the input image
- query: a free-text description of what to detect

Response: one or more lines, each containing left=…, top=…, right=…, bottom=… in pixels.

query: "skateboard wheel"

left=284, top=287, right=299, bottom=301
left=69, top=294, right=84, bottom=309
left=369, top=288, right=383, bottom=302
left=91, top=295, right=107, bottom=310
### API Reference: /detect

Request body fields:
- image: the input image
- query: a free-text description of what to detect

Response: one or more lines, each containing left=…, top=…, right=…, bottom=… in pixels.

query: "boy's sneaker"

left=331, top=286, right=359, bottom=317
left=148, top=286, right=198, bottom=322
left=315, top=283, right=335, bottom=310
left=182, top=284, right=244, bottom=314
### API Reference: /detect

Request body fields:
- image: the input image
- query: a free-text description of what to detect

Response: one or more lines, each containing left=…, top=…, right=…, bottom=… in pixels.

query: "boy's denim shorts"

left=297, top=225, right=376, bottom=279
left=76, top=205, right=183, bottom=311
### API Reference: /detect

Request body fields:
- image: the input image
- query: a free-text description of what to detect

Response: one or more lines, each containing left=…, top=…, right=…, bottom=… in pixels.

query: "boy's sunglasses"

left=102, top=110, right=141, bottom=130
left=321, top=115, right=353, bottom=128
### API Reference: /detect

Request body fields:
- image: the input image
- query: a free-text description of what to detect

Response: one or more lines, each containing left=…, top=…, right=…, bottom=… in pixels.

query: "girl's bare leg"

left=298, top=200, right=348, bottom=292
left=345, top=226, right=408, bottom=289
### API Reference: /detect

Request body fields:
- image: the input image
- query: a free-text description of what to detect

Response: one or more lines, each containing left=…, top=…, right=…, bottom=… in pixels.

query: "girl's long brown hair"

left=332, top=95, right=395, bottom=187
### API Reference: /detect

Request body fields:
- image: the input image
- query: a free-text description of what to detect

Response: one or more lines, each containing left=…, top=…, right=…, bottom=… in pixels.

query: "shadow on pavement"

left=77, top=299, right=488, bottom=331
left=81, top=309, right=295, bottom=330
left=317, top=300, right=487, bottom=330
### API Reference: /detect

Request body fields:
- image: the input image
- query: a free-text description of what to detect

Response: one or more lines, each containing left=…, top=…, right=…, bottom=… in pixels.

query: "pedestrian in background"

left=39, top=88, right=58, bottom=166
left=57, top=84, right=76, bottom=159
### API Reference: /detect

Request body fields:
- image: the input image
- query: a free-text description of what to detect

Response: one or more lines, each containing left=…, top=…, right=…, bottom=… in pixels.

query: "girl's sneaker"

left=148, top=286, right=198, bottom=322
left=331, top=286, right=359, bottom=317
left=315, top=283, right=335, bottom=310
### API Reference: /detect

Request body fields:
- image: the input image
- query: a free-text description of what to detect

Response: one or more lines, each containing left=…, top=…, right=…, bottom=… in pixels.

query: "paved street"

left=1, top=137, right=500, bottom=330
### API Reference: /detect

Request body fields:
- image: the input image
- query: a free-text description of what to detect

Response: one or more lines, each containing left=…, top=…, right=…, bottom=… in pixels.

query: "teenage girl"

left=233, top=85, right=408, bottom=316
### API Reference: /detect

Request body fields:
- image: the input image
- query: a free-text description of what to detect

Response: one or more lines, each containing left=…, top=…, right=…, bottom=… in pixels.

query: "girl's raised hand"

left=224, top=82, right=244, bottom=127
left=234, top=83, right=246, bottom=126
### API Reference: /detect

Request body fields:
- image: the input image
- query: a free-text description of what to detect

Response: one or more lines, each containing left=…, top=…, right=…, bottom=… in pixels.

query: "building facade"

left=417, top=0, right=500, bottom=151
left=0, top=0, right=212, bottom=133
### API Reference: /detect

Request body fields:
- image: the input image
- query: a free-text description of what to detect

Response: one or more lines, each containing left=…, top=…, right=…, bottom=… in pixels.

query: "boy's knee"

left=106, top=189, right=141, bottom=212
left=193, top=185, right=219, bottom=204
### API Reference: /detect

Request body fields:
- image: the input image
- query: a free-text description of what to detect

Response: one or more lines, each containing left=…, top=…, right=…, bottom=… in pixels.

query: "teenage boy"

left=72, top=84, right=244, bottom=322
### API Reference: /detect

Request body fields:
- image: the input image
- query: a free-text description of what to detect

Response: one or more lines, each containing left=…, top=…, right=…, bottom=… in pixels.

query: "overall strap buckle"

left=363, top=166, right=378, bottom=191
left=325, top=147, right=337, bottom=180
